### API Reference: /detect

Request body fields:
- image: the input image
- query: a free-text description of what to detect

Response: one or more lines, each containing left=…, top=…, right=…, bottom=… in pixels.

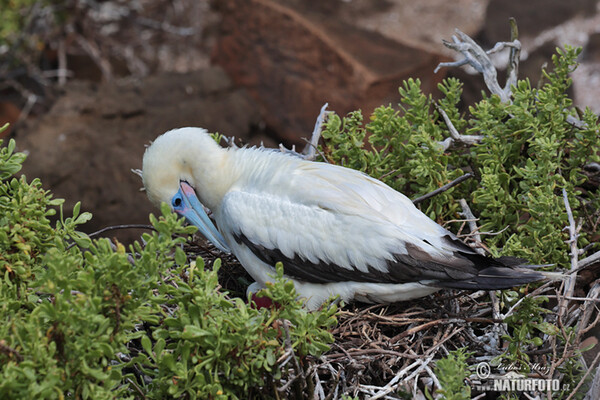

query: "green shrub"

left=321, top=46, right=599, bottom=266
left=0, top=136, right=337, bottom=399
left=320, top=45, right=598, bottom=398
left=431, top=348, right=472, bottom=400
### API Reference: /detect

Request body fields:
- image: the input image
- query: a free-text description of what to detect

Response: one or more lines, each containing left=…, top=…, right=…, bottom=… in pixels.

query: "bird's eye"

left=172, top=194, right=183, bottom=209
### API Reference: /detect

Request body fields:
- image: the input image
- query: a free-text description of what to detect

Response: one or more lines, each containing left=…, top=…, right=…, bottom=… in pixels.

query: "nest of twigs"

left=181, top=235, right=600, bottom=399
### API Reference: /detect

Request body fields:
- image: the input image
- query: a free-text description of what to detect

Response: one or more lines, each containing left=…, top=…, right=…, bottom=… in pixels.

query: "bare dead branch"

left=559, top=188, right=580, bottom=319
left=458, top=199, right=485, bottom=255
left=302, top=103, right=330, bottom=161
left=567, top=351, right=600, bottom=400
left=436, top=29, right=520, bottom=104
left=88, top=224, right=156, bottom=239
left=585, top=356, right=600, bottom=400
left=436, top=105, right=483, bottom=149
left=412, top=173, right=474, bottom=204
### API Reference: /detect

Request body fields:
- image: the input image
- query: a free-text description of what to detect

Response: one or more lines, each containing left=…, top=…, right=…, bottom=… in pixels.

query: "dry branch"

left=435, top=27, right=520, bottom=104
left=412, top=172, right=474, bottom=205
left=436, top=105, right=483, bottom=149
left=560, top=188, right=580, bottom=320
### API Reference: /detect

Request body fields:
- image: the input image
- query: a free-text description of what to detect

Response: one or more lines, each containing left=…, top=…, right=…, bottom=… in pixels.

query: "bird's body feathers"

left=142, top=128, right=546, bottom=310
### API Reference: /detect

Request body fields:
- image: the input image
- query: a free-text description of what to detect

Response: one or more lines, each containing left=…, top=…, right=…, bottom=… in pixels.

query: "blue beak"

left=171, top=181, right=230, bottom=253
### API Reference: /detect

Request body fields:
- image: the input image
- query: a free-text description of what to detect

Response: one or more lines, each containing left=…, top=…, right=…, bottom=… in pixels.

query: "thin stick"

left=436, top=29, right=520, bottom=104
left=58, top=39, right=68, bottom=86
left=458, top=199, right=485, bottom=254
left=302, top=103, right=329, bottom=161
left=436, top=105, right=483, bottom=149
left=585, top=354, right=600, bottom=400
left=88, top=224, right=156, bottom=238
left=560, top=188, right=579, bottom=319
left=0, top=339, right=24, bottom=362
left=412, top=173, right=474, bottom=204
left=566, top=351, right=600, bottom=400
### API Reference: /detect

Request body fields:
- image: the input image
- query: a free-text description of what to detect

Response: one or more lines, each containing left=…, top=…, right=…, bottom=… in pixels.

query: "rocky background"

left=2, top=0, right=600, bottom=241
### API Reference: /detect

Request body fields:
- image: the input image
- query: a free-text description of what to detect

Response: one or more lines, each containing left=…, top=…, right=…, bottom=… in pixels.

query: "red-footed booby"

left=142, top=127, right=547, bottom=310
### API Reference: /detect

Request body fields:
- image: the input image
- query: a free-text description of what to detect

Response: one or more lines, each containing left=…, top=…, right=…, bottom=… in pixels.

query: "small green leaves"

left=432, top=348, right=472, bottom=400
left=0, top=138, right=26, bottom=179
left=320, top=46, right=596, bottom=398
left=533, top=322, right=560, bottom=336
left=320, top=46, right=599, bottom=267
left=1, top=133, right=338, bottom=399
left=136, top=260, right=336, bottom=399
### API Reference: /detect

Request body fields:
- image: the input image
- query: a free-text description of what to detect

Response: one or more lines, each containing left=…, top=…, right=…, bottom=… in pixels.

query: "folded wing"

left=219, top=159, right=543, bottom=289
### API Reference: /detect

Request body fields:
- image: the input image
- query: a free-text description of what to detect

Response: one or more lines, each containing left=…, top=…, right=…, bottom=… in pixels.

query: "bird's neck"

left=198, top=147, right=300, bottom=211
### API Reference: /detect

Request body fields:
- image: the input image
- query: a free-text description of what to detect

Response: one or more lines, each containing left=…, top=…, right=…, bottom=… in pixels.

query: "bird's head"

left=142, top=127, right=232, bottom=252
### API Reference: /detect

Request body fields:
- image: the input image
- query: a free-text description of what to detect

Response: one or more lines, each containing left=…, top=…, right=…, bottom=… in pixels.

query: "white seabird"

left=142, top=127, right=547, bottom=310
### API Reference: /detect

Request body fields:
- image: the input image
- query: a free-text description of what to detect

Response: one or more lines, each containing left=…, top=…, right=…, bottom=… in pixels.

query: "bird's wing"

left=218, top=160, right=519, bottom=286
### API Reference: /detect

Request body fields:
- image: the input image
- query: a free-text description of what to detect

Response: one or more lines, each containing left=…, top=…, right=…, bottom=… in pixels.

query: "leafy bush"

left=2, top=40, right=598, bottom=400
left=321, top=46, right=599, bottom=266
left=0, top=135, right=337, bottom=399
left=431, top=348, right=472, bottom=400
left=320, top=45, right=598, bottom=398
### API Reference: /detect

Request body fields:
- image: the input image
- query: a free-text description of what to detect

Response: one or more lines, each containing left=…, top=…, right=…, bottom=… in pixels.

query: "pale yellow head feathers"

left=142, top=127, right=231, bottom=210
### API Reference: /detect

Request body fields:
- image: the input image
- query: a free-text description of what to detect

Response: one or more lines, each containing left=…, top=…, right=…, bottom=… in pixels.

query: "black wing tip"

left=432, top=266, right=546, bottom=290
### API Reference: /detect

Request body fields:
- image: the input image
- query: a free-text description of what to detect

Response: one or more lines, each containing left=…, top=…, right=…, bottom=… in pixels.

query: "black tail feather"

left=432, top=266, right=546, bottom=290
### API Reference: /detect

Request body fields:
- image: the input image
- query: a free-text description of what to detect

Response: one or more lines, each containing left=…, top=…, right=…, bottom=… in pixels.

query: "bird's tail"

left=433, top=263, right=565, bottom=291
left=539, top=270, right=568, bottom=282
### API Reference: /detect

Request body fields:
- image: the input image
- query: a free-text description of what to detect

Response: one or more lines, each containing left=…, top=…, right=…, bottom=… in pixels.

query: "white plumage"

left=142, top=127, right=544, bottom=310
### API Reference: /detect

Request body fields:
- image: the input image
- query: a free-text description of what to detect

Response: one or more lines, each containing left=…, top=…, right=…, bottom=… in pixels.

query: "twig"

left=302, top=103, right=329, bottom=161
left=458, top=199, right=485, bottom=255
left=15, top=93, right=37, bottom=127
left=88, top=224, right=156, bottom=239
left=74, top=33, right=113, bottom=81
left=502, top=283, right=556, bottom=320
left=488, top=291, right=502, bottom=351
left=458, top=225, right=510, bottom=238
left=0, top=339, right=24, bottom=362
left=367, top=356, right=433, bottom=399
left=567, top=351, right=600, bottom=400
left=577, top=250, right=600, bottom=270
left=126, top=377, right=147, bottom=399
left=585, top=358, right=600, bottom=400
left=131, top=168, right=143, bottom=179
left=277, top=319, right=306, bottom=397
left=436, top=105, right=483, bottom=149
left=57, top=39, right=67, bottom=86
left=278, top=104, right=330, bottom=160
left=135, top=17, right=197, bottom=36
left=566, top=114, right=588, bottom=130
left=436, top=29, right=520, bottom=104
left=576, top=281, right=600, bottom=335
left=504, top=18, right=520, bottom=96
left=224, top=136, right=239, bottom=148
left=390, top=318, right=464, bottom=341
left=412, top=173, right=474, bottom=204
left=560, top=188, right=579, bottom=319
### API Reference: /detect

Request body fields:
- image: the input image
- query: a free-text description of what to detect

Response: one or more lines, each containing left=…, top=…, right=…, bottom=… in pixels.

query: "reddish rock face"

left=212, top=0, right=448, bottom=144
left=16, top=67, right=260, bottom=243
left=0, top=102, right=20, bottom=139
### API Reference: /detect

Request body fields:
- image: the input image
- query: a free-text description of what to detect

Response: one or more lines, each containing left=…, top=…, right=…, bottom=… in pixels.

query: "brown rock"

left=0, top=101, right=20, bottom=139
left=482, top=0, right=598, bottom=44
left=212, top=0, right=448, bottom=144
left=16, top=67, right=260, bottom=242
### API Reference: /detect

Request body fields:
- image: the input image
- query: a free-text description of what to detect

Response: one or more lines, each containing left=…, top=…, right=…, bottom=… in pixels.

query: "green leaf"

left=141, top=335, right=153, bottom=355
left=75, top=212, right=92, bottom=225
left=534, top=322, right=560, bottom=336
left=181, top=325, right=211, bottom=339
